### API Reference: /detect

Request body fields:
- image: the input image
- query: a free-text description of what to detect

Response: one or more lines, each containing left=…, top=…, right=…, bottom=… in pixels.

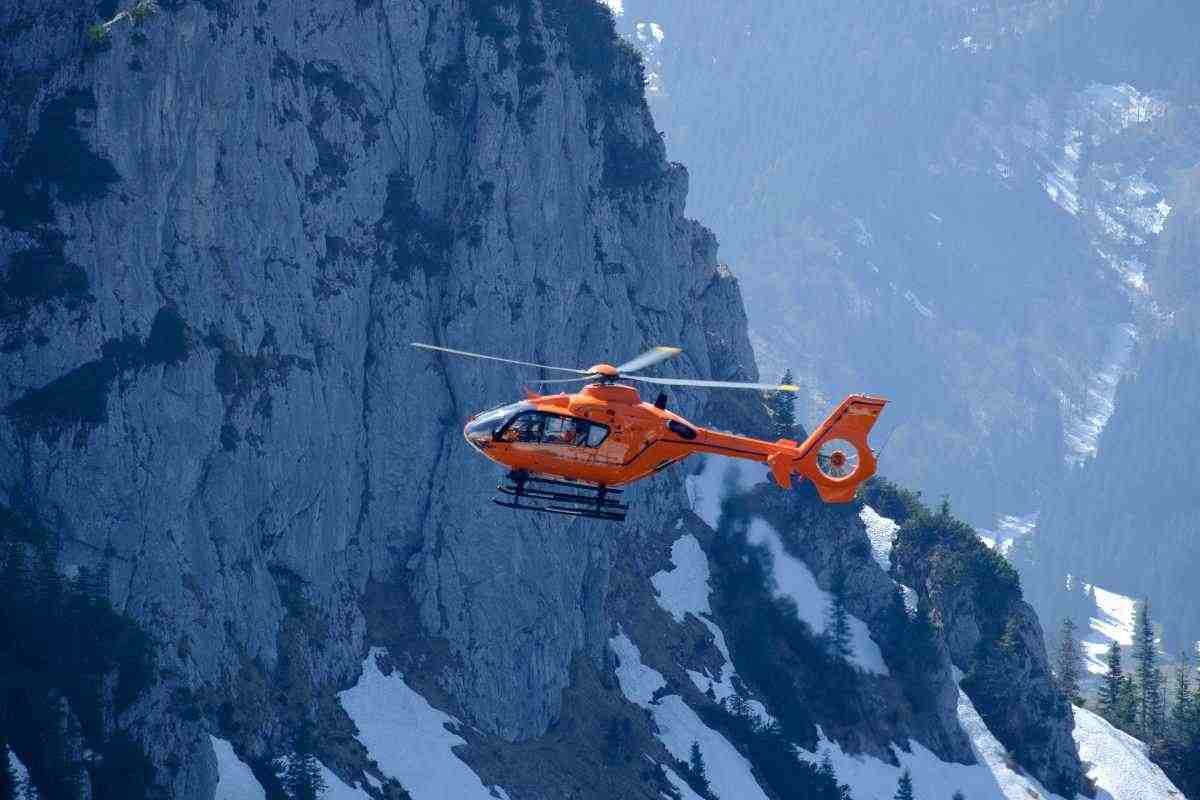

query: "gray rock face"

left=748, top=485, right=974, bottom=766
left=0, top=0, right=757, bottom=794
left=892, top=512, right=1084, bottom=797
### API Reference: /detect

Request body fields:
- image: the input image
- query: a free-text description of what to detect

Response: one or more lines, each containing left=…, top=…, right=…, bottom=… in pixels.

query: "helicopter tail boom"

left=770, top=394, right=887, bottom=501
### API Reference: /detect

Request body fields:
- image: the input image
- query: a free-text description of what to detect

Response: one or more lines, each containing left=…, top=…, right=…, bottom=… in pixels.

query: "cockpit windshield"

left=464, top=404, right=609, bottom=449
left=464, top=401, right=532, bottom=446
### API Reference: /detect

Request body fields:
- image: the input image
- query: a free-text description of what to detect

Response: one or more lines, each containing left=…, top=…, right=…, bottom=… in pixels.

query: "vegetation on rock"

left=0, top=505, right=157, bottom=799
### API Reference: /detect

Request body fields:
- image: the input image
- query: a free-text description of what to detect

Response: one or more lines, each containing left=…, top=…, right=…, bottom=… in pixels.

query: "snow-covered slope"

left=609, top=631, right=771, bottom=800
left=211, top=649, right=518, bottom=800
left=859, top=505, right=898, bottom=572
left=680, top=458, right=1183, bottom=800
left=804, top=682, right=1185, bottom=800
left=652, top=532, right=771, bottom=723
left=1080, top=584, right=1137, bottom=676
left=688, top=457, right=890, bottom=674
left=1073, top=706, right=1183, bottom=800
left=337, top=650, right=507, bottom=800
left=211, top=737, right=266, bottom=800
left=746, top=518, right=890, bottom=675
left=211, top=737, right=375, bottom=800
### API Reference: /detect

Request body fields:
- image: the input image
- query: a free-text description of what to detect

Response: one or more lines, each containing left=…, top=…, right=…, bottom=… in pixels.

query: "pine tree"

left=1133, top=599, right=1165, bottom=740
left=826, top=559, right=853, bottom=663
left=893, top=768, right=914, bottom=800
left=1172, top=650, right=1194, bottom=736
left=1100, top=640, right=1123, bottom=720
left=728, top=693, right=750, bottom=721
left=1116, top=674, right=1140, bottom=732
left=767, top=370, right=800, bottom=441
left=1056, top=618, right=1082, bottom=705
left=279, top=722, right=326, bottom=800
left=687, top=741, right=711, bottom=796
left=952, top=791, right=966, bottom=800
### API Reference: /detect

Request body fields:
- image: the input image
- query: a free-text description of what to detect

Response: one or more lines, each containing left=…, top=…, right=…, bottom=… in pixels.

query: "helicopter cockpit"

left=464, top=402, right=533, bottom=448
left=464, top=402, right=609, bottom=449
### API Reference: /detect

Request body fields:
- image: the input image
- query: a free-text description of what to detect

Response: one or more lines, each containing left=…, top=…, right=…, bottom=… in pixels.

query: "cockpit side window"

left=498, top=412, right=609, bottom=448
left=585, top=421, right=609, bottom=447
left=501, top=412, right=544, bottom=442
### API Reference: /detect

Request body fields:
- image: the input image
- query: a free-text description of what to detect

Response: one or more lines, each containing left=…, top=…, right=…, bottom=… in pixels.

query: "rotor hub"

left=589, top=363, right=619, bottom=379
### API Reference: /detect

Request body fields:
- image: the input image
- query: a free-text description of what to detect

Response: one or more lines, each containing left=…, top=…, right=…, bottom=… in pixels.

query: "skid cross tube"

left=495, top=472, right=628, bottom=522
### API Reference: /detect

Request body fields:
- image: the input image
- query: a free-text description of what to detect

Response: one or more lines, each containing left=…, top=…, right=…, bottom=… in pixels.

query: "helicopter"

left=413, top=343, right=887, bottom=522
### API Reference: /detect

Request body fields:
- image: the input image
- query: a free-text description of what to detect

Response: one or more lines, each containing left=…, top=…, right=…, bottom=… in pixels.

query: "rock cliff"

left=1, top=2, right=1096, bottom=799
left=1, top=0, right=755, bottom=794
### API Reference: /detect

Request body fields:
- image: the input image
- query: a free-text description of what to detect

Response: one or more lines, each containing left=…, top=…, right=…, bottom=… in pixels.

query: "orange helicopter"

left=414, top=343, right=887, bottom=522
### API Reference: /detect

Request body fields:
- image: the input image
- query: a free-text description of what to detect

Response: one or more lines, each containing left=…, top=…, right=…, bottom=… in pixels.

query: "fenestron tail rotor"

left=817, top=438, right=860, bottom=479
left=410, top=342, right=800, bottom=393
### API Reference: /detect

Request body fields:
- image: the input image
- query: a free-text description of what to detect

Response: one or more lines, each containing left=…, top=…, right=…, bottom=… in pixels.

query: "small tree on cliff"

left=1056, top=617, right=1083, bottom=705
left=767, top=370, right=800, bottom=441
left=278, top=721, right=326, bottom=800
left=687, top=741, right=711, bottom=796
left=1100, top=641, right=1124, bottom=720
left=893, top=769, right=914, bottom=800
left=826, top=559, right=853, bottom=663
left=1172, top=650, right=1194, bottom=737
left=1134, top=599, right=1166, bottom=739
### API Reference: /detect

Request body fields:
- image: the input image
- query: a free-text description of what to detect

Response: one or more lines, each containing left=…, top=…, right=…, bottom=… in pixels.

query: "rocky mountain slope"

left=615, top=0, right=1200, bottom=652
left=0, top=1, right=1182, bottom=799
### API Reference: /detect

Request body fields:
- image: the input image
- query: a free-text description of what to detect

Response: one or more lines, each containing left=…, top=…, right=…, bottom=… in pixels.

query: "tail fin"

left=775, top=394, right=887, bottom=502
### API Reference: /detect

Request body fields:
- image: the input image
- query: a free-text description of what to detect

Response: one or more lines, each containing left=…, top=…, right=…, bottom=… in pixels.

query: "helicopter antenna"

left=872, top=416, right=904, bottom=460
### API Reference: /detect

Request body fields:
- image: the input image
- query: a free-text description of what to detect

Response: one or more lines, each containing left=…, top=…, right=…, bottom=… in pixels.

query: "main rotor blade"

left=627, top=375, right=800, bottom=392
left=411, top=343, right=589, bottom=374
left=615, top=346, right=683, bottom=375
left=528, top=376, right=596, bottom=385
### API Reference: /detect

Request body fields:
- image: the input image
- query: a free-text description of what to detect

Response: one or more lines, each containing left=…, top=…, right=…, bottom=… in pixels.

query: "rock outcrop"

left=0, top=0, right=756, bottom=795
left=890, top=498, right=1085, bottom=797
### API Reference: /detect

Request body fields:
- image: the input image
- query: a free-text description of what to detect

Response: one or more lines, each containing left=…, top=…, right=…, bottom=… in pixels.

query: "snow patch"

left=684, top=458, right=768, bottom=530
left=801, top=680, right=1183, bottom=800
left=977, top=512, right=1037, bottom=557
left=898, top=584, right=919, bottom=613
left=746, top=519, right=890, bottom=675
left=316, top=764, right=373, bottom=800
left=903, top=289, right=935, bottom=319
left=7, top=746, right=39, bottom=800
left=801, top=681, right=1066, bottom=800
left=599, top=0, right=623, bottom=16
left=1074, top=706, right=1182, bottom=800
left=1079, top=582, right=1138, bottom=676
left=211, top=737, right=267, bottom=800
left=609, top=632, right=771, bottom=800
left=1080, top=83, right=1166, bottom=132
left=662, top=765, right=706, bottom=800
left=652, top=533, right=773, bottom=726
left=635, top=21, right=664, bottom=43
left=859, top=505, right=898, bottom=572
left=1061, top=323, right=1137, bottom=465
left=338, top=649, right=505, bottom=800
left=652, top=534, right=714, bottom=623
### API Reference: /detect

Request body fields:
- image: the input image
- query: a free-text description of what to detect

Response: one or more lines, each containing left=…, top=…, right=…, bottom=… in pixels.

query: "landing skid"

left=493, top=472, right=628, bottom=522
